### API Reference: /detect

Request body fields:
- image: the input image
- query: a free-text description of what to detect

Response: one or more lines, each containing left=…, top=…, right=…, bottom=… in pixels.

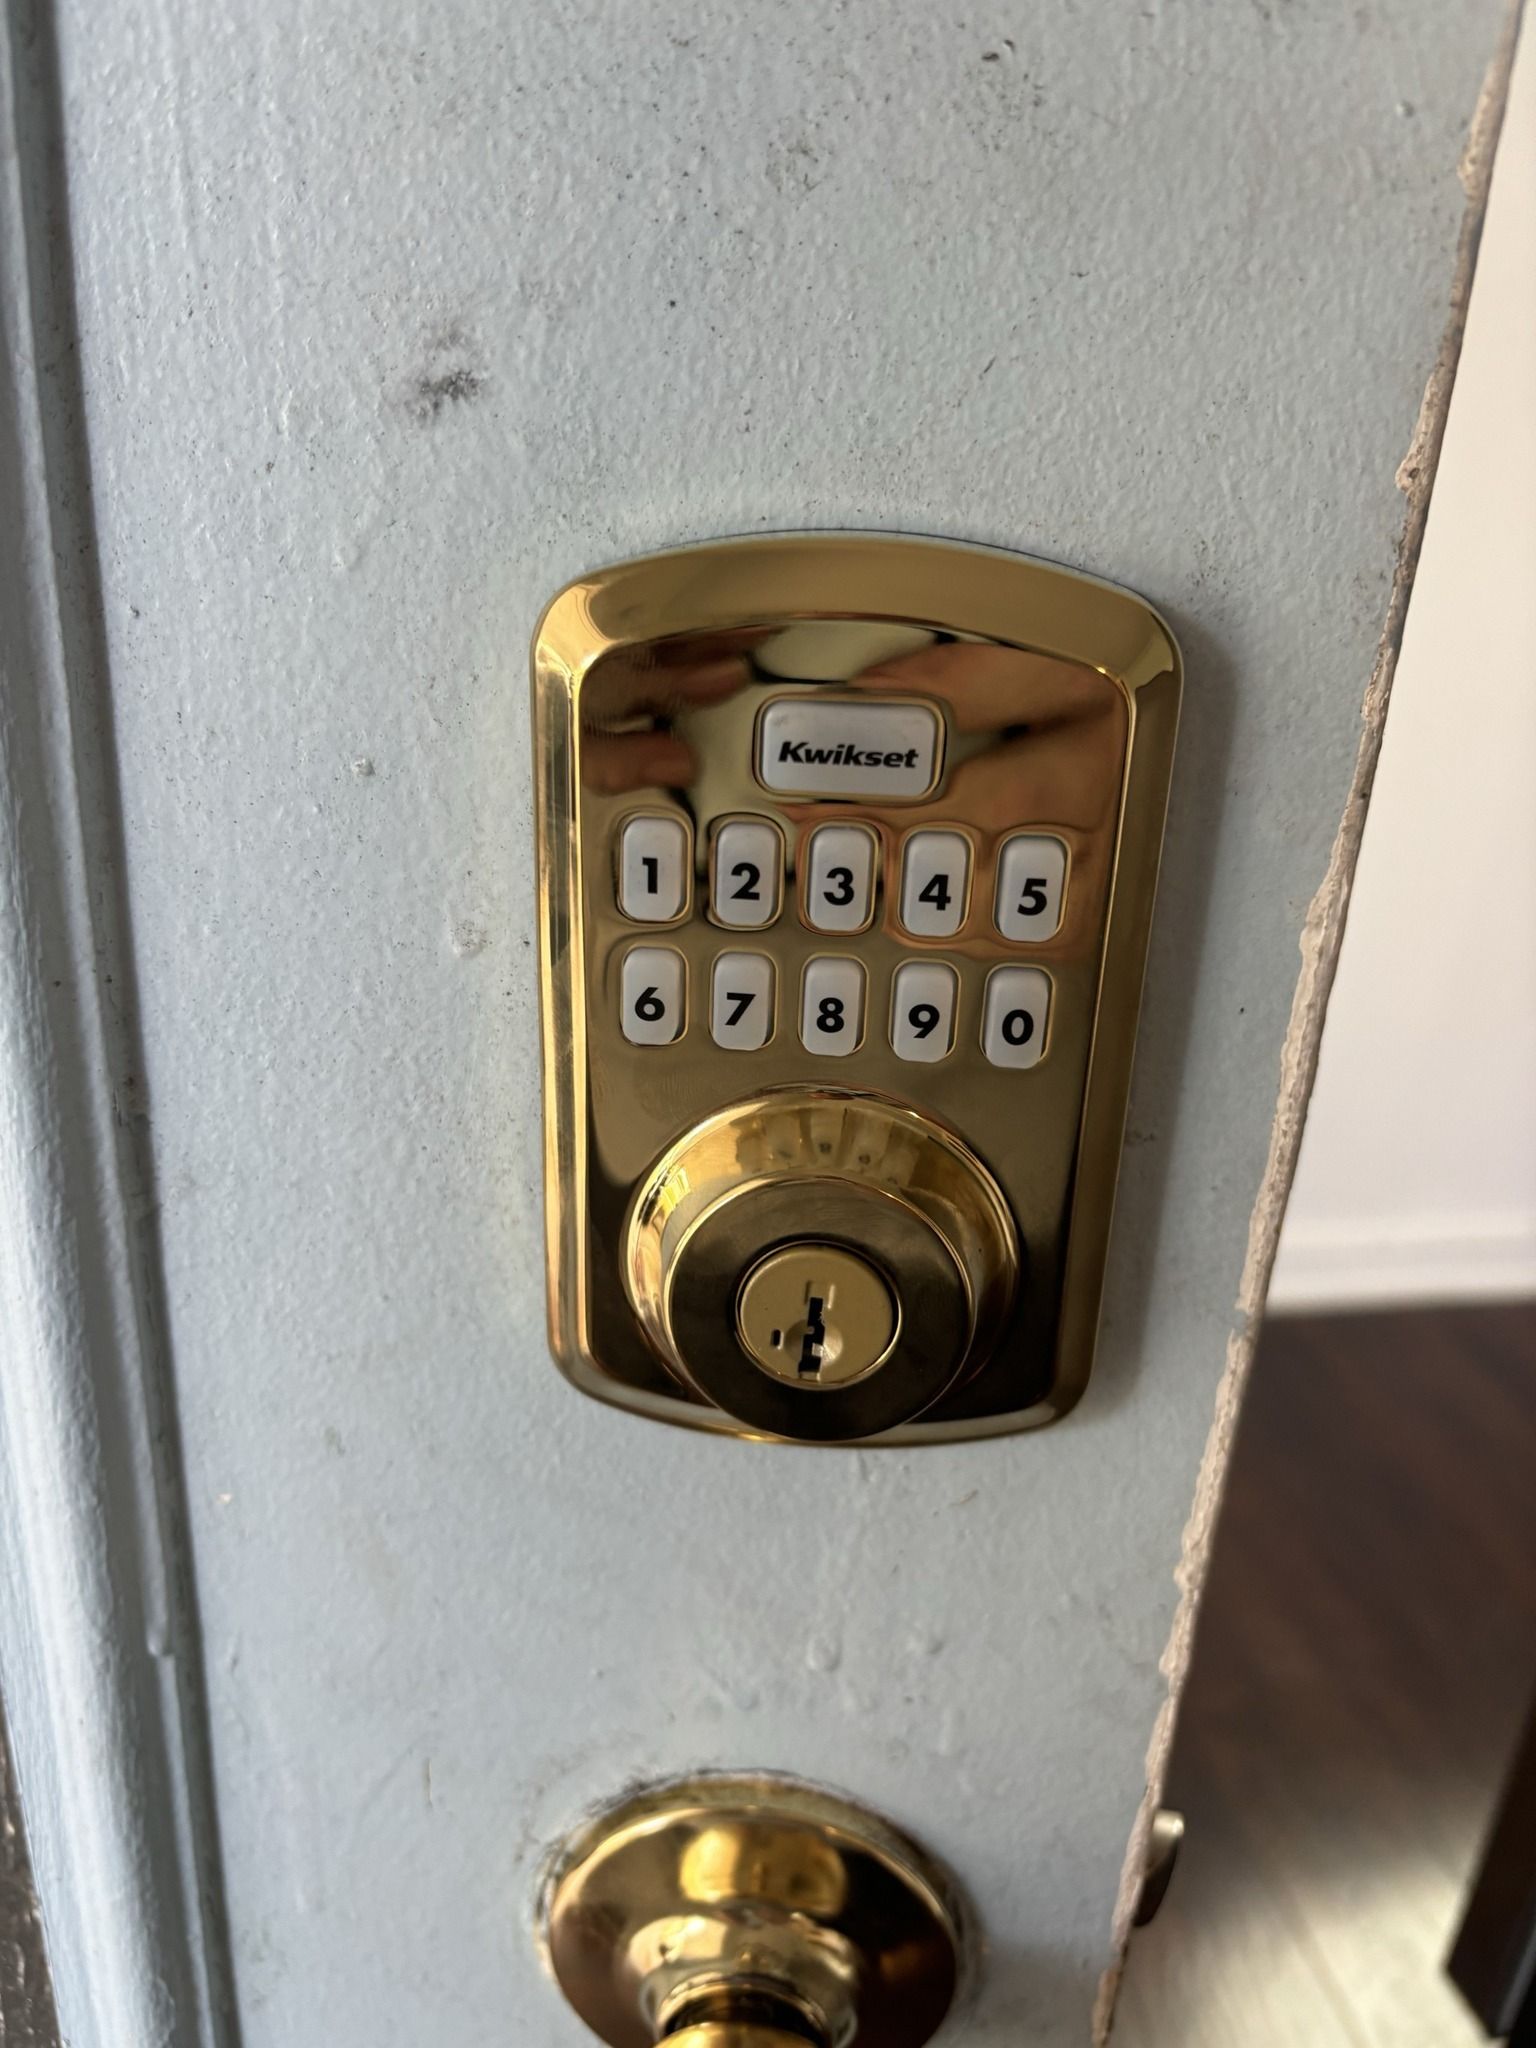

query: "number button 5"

left=994, top=834, right=1067, bottom=941
left=710, top=952, right=775, bottom=1050
left=710, top=818, right=783, bottom=929
left=620, top=946, right=685, bottom=1045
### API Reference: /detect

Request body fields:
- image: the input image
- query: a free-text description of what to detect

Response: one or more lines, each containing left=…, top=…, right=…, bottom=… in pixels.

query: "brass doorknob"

left=623, top=1089, right=1020, bottom=1442
left=539, top=1775, right=965, bottom=2048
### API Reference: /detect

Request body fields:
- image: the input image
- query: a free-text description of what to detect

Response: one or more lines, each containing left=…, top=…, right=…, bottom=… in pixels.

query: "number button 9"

left=890, top=960, right=958, bottom=1062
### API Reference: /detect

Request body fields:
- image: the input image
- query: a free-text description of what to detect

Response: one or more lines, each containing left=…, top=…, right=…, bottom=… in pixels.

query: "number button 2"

left=710, top=818, right=783, bottom=929
left=799, top=956, right=865, bottom=1056
left=899, top=831, right=970, bottom=938
left=618, top=815, right=689, bottom=922
left=710, top=951, right=775, bottom=1050
left=620, top=945, right=685, bottom=1045
left=981, top=966, right=1051, bottom=1068
left=994, top=834, right=1067, bottom=941
left=890, top=960, right=958, bottom=1062
left=803, top=825, right=877, bottom=933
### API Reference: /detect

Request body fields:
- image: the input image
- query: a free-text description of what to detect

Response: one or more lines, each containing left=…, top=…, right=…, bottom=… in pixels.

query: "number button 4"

left=710, top=952, right=775, bottom=1050
left=620, top=945, right=685, bottom=1045
left=994, top=834, right=1067, bottom=941
left=618, top=815, right=689, bottom=922
left=890, top=960, right=958, bottom=1062
left=899, top=831, right=970, bottom=938
left=799, top=956, right=865, bottom=1056
left=803, top=824, right=877, bottom=933
left=982, top=966, right=1051, bottom=1068
left=710, top=818, right=783, bottom=929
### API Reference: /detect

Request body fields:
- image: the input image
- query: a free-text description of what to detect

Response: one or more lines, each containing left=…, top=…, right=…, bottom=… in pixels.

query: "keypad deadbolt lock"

left=533, top=534, right=1180, bottom=1443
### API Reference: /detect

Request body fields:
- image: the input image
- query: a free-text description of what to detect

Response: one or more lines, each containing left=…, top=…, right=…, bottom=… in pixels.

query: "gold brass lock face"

left=532, top=532, right=1181, bottom=1442
left=735, top=1244, right=897, bottom=1389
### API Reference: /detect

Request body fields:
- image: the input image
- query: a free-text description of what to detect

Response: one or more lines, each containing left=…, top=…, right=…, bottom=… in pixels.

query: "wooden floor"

left=1117, top=1304, right=1536, bottom=2048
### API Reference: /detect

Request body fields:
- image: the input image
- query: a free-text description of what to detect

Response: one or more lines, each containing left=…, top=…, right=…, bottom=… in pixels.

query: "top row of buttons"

left=618, top=814, right=1067, bottom=941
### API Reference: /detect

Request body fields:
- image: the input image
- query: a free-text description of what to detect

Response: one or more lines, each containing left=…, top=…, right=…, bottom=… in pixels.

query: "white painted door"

left=0, top=4, right=1515, bottom=2044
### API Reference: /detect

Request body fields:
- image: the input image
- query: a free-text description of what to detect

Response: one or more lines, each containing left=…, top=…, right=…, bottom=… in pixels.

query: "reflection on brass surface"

left=533, top=533, right=1180, bottom=1441
left=539, top=1774, right=964, bottom=2048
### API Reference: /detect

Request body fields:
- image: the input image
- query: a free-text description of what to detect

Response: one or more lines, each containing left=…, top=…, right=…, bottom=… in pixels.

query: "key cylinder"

left=736, top=1243, right=897, bottom=1389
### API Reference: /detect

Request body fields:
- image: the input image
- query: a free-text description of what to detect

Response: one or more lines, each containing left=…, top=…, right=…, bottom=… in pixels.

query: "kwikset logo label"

left=776, top=738, right=922, bottom=769
left=758, top=697, right=942, bottom=797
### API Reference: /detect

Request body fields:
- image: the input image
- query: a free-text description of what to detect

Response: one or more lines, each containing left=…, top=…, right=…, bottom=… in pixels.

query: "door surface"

left=0, top=3, right=1517, bottom=2044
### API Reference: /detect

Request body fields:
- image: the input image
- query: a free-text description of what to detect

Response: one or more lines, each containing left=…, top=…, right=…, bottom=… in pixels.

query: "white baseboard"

left=1267, top=1213, right=1536, bottom=1313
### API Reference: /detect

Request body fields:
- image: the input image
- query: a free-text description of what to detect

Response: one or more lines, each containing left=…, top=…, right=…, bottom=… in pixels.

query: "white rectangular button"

left=890, top=960, right=958, bottom=1062
left=981, top=966, right=1051, bottom=1068
left=620, top=946, right=686, bottom=1044
left=710, top=818, right=782, bottom=929
left=994, top=834, right=1067, bottom=941
left=758, top=698, right=942, bottom=799
left=619, top=814, right=689, bottom=922
left=802, top=824, right=878, bottom=933
left=800, top=956, right=865, bottom=1056
left=899, top=830, right=971, bottom=937
left=710, top=951, right=775, bottom=1049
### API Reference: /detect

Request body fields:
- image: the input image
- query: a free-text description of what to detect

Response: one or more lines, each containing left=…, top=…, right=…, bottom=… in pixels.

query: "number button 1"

left=710, top=818, right=782, bottom=929
left=620, top=945, right=685, bottom=1045
left=994, top=834, right=1067, bottom=941
left=710, top=951, right=774, bottom=1050
left=899, top=830, right=970, bottom=938
left=890, top=960, right=958, bottom=1062
left=803, top=824, right=877, bottom=933
left=619, top=815, right=689, bottom=922
left=981, top=966, right=1051, bottom=1069
left=799, top=956, right=865, bottom=1056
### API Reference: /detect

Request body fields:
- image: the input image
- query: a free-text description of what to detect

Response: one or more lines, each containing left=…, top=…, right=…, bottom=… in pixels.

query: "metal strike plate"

left=532, top=532, right=1180, bottom=1443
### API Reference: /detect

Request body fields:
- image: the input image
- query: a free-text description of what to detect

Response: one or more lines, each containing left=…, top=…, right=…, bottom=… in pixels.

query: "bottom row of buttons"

left=619, top=946, right=1050, bottom=1068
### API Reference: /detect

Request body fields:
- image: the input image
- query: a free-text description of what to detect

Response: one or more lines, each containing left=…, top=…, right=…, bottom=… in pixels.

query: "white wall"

left=1272, top=17, right=1536, bottom=1312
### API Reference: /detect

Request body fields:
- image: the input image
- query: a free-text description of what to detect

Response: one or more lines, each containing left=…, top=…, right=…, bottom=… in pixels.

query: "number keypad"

left=611, top=812, right=1070, bottom=1066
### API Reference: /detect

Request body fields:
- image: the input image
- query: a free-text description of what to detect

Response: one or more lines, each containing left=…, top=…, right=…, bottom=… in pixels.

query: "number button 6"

left=620, top=946, right=685, bottom=1045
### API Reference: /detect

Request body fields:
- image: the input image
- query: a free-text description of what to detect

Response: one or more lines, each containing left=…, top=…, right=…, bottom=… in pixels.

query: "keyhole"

left=798, top=1294, right=827, bottom=1378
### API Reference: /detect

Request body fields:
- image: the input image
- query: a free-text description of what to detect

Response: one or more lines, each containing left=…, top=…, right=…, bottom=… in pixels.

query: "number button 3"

left=994, top=834, right=1067, bottom=941
left=618, top=815, right=689, bottom=922
left=710, top=952, right=775, bottom=1050
left=899, top=831, right=970, bottom=938
left=803, top=824, right=877, bottom=933
left=620, top=946, right=685, bottom=1045
left=890, top=960, right=958, bottom=1062
left=710, top=818, right=783, bottom=929
left=800, top=956, right=865, bottom=1056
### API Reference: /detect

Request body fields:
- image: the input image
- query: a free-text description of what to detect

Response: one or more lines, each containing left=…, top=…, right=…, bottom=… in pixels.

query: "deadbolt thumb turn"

left=624, top=1089, right=1019, bottom=1442
left=539, top=1775, right=964, bottom=2048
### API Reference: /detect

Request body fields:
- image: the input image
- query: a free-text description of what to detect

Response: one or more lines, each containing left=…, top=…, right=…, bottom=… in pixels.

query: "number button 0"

left=710, top=951, right=775, bottom=1050
left=710, top=818, right=782, bottom=929
left=618, top=815, right=689, bottom=922
left=803, top=824, right=877, bottom=933
left=890, top=960, right=958, bottom=1062
left=994, top=834, right=1067, bottom=941
left=799, top=956, right=865, bottom=1056
left=981, top=966, right=1051, bottom=1069
left=899, top=830, right=970, bottom=937
left=620, top=945, right=685, bottom=1045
